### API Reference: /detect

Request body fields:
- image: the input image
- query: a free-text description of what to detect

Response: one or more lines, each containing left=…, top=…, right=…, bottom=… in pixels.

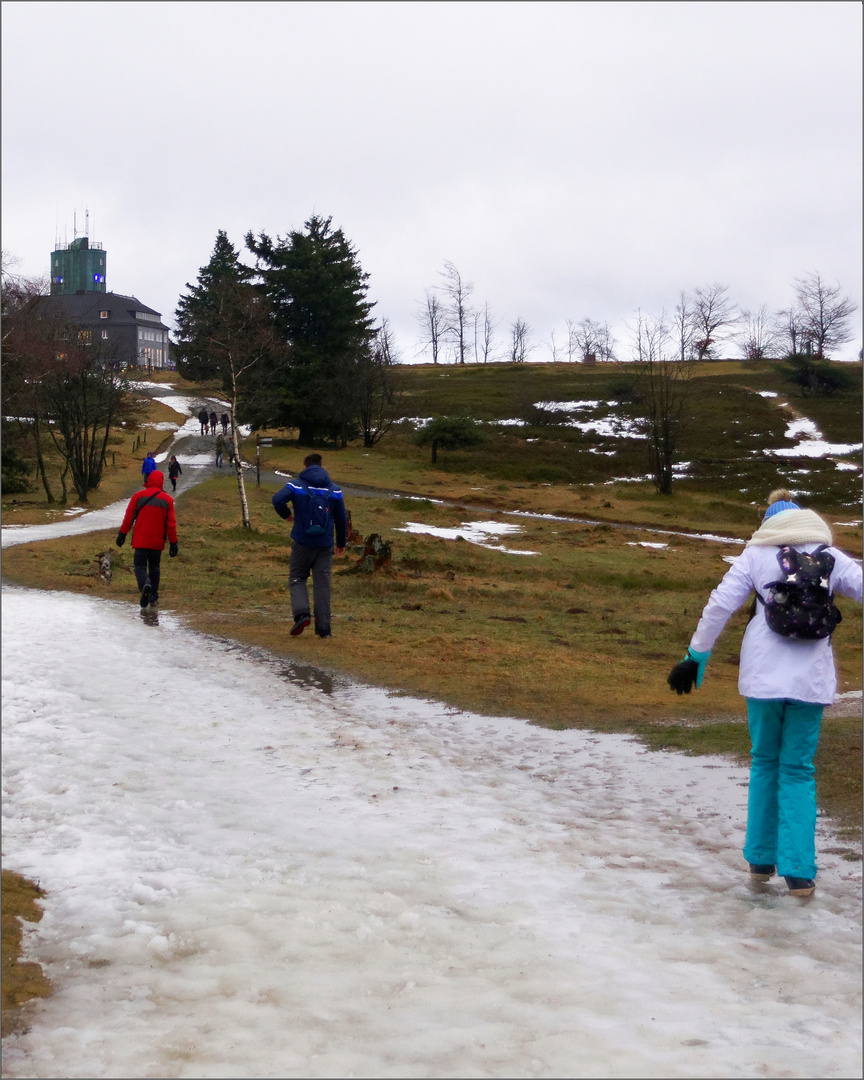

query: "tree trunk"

left=229, top=363, right=251, bottom=529
left=30, top=419, right=55, bottom=503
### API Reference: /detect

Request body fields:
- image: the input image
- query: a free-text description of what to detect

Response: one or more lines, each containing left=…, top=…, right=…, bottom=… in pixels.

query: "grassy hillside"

left=249, top=358, right=862, bottom=525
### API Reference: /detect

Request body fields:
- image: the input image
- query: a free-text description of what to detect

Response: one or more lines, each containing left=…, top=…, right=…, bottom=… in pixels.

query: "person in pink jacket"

left=668, top=488, right=862, bottom=898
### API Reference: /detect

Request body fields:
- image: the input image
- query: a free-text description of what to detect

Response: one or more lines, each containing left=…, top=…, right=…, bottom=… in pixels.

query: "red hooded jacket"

left=120, top=470, right=178, bottom=550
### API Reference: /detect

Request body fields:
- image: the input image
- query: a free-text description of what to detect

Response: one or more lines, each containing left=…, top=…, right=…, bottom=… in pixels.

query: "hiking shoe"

left=784, top=876, right=816, bottom=897
left=140, top=584, right=151, bottom=609
left=316, top=632, right=332, bottom=639
left=748, top=864, right=776, bottom=881
left=290, top=614, right=311, bottom=636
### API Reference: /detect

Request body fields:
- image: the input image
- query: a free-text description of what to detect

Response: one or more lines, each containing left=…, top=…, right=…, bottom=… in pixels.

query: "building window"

left=78, top=330, right=92, bottom=344
left=101, top=330, right=109, bottom=340
left=100, top=310, right=109, bottom=318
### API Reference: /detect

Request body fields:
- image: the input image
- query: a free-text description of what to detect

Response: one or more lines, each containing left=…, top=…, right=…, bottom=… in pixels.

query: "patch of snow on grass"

left=534, top=399, right=600, bottom=411
left=398, top=520, right=538, bottom=555
left=766, top=440, right=863, bottom=459
left=785, top=417, right=822, bottom=440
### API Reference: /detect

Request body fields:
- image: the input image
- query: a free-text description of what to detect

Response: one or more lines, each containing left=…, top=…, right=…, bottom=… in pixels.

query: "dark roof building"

left=39, top=234, right=171, bottom=370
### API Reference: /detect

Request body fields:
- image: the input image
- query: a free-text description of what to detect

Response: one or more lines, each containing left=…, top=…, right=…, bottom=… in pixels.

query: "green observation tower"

left=50, top=236, right=106, bottom=295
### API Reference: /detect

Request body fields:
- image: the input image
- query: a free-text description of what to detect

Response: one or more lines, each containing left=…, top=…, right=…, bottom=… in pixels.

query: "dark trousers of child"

left=133, top=548, right=162, bottom=602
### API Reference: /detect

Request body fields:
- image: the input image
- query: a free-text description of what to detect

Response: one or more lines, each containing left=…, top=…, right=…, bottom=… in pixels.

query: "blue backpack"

left=299, top=480, right=332, bottom=536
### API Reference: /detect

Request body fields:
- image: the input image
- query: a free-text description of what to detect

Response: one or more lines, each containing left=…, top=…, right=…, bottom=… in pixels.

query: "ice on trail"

left=2, top=587, right=860, bottom=1079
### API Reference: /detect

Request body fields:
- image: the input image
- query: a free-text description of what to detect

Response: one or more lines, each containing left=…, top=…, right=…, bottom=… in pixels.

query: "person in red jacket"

left=116, top=470, right=179, bottom=608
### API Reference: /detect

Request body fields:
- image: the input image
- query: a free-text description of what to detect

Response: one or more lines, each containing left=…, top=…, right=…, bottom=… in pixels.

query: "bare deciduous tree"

left=564, top=319, right=579, bottom=362
left=479, top=302, right=497, bottom=364
left=691, top=282, right=738, bottom=360
left=357, top=318, right=403, bottom=447
left=736, top=304, right=781, bottom=360
left=568, top=318, right=616, bottom=362
left=547, top=328, right=562, bottom=363
left=509, top=318, right=533, bottom=363
left=774, top=304, right=806, bottom=356
left=672, top=290, right=697, bottom=361
left=630, top=309, right=693, bottom=495
left=791, top=272, right=857, bottom=358
left=416, top=288, right=446, bottom=365
left=1, top=259, right=57, bottom=500
left=439, top=261, right=474, bottom=364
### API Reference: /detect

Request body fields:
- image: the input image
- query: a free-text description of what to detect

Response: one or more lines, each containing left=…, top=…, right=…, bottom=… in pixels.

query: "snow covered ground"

left=2, top=586, right=861, bottom=1079
left=397, top=520, right=539, bottom=555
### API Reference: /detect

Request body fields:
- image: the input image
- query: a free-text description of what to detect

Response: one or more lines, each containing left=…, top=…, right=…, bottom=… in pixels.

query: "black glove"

left=169, top=542, right=178, bottom=558
left=116, top=532, right=126, bottom=548
left=668, top=658, right=699, bottom=695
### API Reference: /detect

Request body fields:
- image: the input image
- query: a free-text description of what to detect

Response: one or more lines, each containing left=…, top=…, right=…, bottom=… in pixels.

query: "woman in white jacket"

left=668, top=489, right=862, bottom=898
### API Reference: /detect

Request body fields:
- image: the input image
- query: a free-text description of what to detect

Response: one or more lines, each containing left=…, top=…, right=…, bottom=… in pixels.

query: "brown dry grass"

left=3, top=472, right=860, bottom=838
left=1, top=870, right=51, bottom=1036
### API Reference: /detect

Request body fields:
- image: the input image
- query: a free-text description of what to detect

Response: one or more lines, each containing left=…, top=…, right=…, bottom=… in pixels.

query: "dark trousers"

left=133, top=548, right=162, bottom=600
left=289, top=543, right=334, bottom=636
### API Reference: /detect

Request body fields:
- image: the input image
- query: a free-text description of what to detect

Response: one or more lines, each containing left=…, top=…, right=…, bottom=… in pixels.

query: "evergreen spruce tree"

left=245, top=215, right=376, bottom=446
left=174, top=230, right=253, bottom=383
left=174, top=230, right=278, bottom=527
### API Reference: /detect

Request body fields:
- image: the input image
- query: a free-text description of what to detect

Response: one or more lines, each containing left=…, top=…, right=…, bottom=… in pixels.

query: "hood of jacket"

left=299, top=465, right=332, bottom=488
left=145, top=470, right=165, bottom=490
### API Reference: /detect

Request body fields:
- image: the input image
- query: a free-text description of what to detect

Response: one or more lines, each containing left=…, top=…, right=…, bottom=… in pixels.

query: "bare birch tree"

left=416, top=288, right=446, bottom=364
left=439, top=261, right=474, bottom=364
left=509, top=318, right=533, bottom=363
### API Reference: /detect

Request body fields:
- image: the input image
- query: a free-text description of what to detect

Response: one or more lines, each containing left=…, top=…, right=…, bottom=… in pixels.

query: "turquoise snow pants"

left=743, top=698, right=823, bottom=880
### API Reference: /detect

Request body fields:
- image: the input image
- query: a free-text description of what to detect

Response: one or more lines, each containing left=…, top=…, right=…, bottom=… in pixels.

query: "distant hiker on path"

left=220, top=412, right=229, bottom=434
left=116, top=469, right=179, bottom=609
left=198, top=408, right=209, bottom=435
left=215, top=433, right=225, bottom=468
left=141, top=452, right=157, bottom=481
left=227, top=436, right=236, bottom=465
left=168, top=455, right=182, bottom=492
left=272, top=453, right=347, bottom=638
left=667, top=488, right=862, bottom=899
left=210, top=410, right=218, bottom=435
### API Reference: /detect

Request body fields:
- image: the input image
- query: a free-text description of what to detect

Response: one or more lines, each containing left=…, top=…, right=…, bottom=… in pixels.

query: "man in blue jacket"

left=272, top=453, right=348, bottom=638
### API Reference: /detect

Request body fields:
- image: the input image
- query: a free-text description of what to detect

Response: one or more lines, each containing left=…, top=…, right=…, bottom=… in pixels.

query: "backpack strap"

left=131, top=489, right=160, bottom=529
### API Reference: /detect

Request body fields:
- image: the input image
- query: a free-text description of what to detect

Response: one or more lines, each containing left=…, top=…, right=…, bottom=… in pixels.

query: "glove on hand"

left=169, top=542, right=178, bottom=558
left=668, top=658, right=698, bottom=695
left=667, top=648, right=711, bottom=694
left=116, top=532, right=126, bottom=548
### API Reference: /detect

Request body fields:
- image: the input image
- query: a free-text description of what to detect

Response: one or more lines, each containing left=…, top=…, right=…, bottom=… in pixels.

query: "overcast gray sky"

left=3, top=1, right=861, bottom=361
